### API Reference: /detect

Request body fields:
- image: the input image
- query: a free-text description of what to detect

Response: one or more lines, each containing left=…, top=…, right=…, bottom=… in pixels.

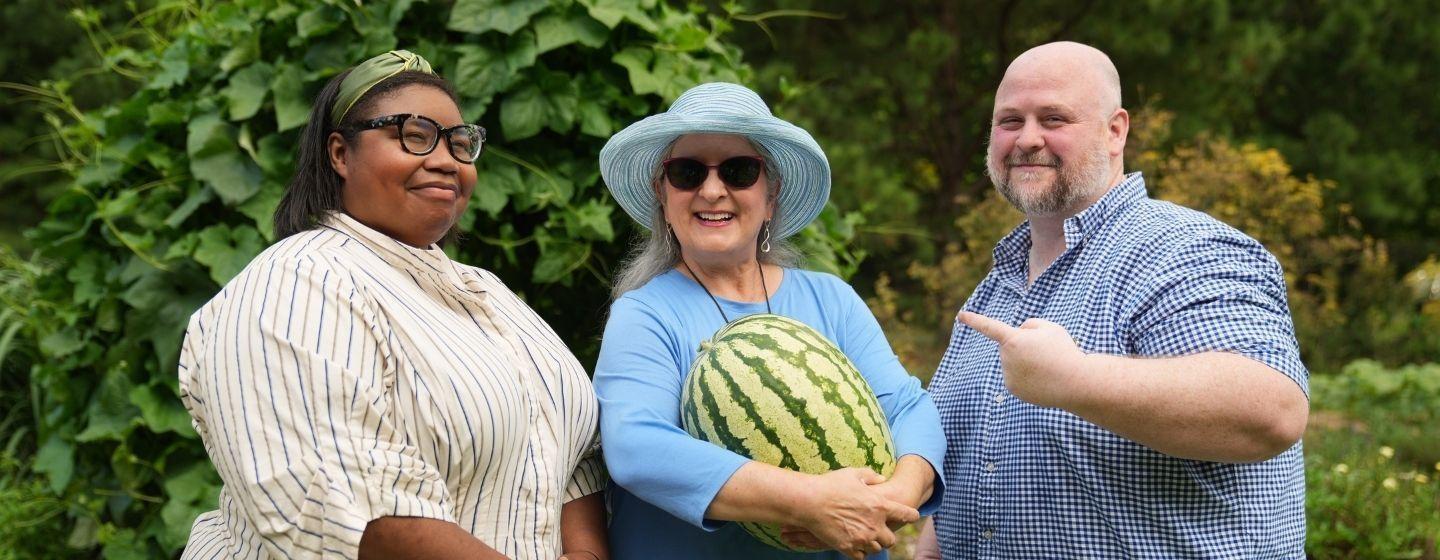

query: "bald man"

left=917, top=42, right=1308, bottom=558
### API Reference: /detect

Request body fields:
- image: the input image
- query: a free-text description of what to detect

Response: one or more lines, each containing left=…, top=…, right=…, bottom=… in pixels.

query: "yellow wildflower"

left=1379, top=446, right=1395, bottom=459
left=1382, top=478, right=1398, bottom=491
left=1418, top=474, right=1430, bottom=485
left=1332, top=464, right=1350, bottom=475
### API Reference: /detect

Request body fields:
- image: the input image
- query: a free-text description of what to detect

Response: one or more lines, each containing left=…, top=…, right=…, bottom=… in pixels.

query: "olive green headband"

left=330, top=49, right=436, bottom=128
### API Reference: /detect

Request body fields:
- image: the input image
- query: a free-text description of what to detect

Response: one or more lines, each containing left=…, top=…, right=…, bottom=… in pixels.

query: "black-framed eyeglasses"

left=662, top=156, right=765, bottom=190
left=346, top=113, right=486, bottom=164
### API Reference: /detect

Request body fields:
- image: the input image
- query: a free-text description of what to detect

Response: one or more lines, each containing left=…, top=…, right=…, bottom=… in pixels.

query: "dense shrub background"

left=1, top=1, right=1436, bottom=558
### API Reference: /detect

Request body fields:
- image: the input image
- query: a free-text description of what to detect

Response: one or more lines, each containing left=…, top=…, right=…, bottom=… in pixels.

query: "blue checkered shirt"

left=929, top=173, right=1308, bottom=559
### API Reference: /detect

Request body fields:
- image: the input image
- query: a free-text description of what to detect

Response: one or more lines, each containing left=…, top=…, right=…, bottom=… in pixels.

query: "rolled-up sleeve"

left=594, top=297, right=751, bottom=530
left=565, top=435, right=608, bottom=502
left=178, top=256, right=452, bottom=559
left=1126, top=232, right=1309, bottom=396
left=836, top=283, right=948, bottom=515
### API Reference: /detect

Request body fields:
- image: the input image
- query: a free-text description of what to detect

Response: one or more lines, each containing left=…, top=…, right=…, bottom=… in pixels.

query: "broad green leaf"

left=119, top=266, right=171, bottom=311
left=472, top=181, right=510, bottom=217
left=34, top=433, right=76, bottom=493
left=100, top=528, right=151, bottom=560
left=448, top=0, right=550, bottom=35
left=577, top=98, right=614, bottom=137
left=612, top=48, right=666, bottom=95
left=159, top=463, right=221, bottom=551
left=193, top=224, right=266, bottom=285
left=532, top=240, right=588, bottom=283
left=534, top=11, right=609, bottom=54
left=192, top=152, right=262, bottom=205
left=67, top=516, right=99, bottom=549
left=296, top=5, right=344, bottom=38
left=130, top=383, right=196, bottom=436
left=254, top=134, right=293, bottom=177
left=453, top=35, right=537, bottom=112
left=223, top=62, right=274, bottom=121
left=146, top=99, right=191, bottom=126
left=149, top=38, right=190, bottom=90
left=271, top=63, right=310, bottom=132
left=76, top=159, right=123, bottom=189
left=75, top=368, right=140, bottom=443
left=39, top=329, right=86, bottom=357
left=501, top=85, right=547, bottom=140
left=514, top=168, right=575, bottom=210
left=578, top=0, right=658, bottom=31
left=505, top=31, right=540, bottom=72
left=188, top=114, right=262, bottom=204
left=164, top=462, right=220, bottom=504
left=66, top=253, right=108, bottom=307
left=472, top=159, right=524, bottom=217
left=566, top=200, right=615, bottom=241
left=218, top=33, right=260, bottom=73
left=666, top=24, right=711, bottom=52
left=454, top=45, right=506, bottom=102
left=186, top=113, right=234, bottom=159
left=237, top=180, right=285, bottom=241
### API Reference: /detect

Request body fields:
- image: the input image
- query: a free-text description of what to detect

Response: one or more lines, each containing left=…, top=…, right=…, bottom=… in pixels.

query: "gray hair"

left=610, top=138, right=803, bottom=300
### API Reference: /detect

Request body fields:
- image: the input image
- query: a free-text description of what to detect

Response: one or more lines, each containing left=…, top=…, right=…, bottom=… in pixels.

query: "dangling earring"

left=761, top=221, right=772, bottom=253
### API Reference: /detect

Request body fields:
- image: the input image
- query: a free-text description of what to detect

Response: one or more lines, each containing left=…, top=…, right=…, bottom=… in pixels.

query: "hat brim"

left=599, top=113, right=831, bottom=239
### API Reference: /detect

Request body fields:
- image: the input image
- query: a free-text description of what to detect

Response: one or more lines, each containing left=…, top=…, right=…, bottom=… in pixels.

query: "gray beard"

left=988, top=143, right=1112, bottom=216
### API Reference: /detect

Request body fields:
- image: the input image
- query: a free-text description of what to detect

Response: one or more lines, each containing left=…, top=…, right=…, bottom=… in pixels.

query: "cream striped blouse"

left=177, top=213, right=605, bottom=559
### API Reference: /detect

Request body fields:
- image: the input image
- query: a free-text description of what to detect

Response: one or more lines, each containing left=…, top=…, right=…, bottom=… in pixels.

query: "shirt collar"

left=321, top=212, right=480, bottom=291
left=991, top=172, right=1149, bottom=271
left=1062, top=172, right=1147, bottom=249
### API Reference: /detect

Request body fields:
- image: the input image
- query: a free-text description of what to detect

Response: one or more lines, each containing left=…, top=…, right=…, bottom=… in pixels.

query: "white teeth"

left=697, top=212, right=734, bottom=221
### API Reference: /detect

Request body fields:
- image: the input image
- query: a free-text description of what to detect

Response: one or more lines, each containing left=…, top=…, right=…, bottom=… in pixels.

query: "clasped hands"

left=777, top=467, right=922, bottom=559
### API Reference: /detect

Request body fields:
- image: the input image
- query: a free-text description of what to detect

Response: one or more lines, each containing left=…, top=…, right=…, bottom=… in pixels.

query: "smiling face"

left=986, top=43, right=1128, bottom=217
left=329, top=84, right=477, bottom=247
left=661, top=134, right=775, bottom=268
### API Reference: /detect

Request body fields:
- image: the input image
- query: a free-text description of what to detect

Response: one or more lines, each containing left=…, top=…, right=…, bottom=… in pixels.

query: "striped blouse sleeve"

left=564, top=434, right=607, bottom=502
left=180, top=255, right=453, bottom=559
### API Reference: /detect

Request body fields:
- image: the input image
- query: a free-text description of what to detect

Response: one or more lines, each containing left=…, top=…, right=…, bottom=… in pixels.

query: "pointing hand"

left=958, top=311, right=1090, bottom=409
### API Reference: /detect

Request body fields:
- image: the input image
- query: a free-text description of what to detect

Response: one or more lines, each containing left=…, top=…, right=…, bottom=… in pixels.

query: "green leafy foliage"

left=1306, top=361, right=1440, bottom=558
left=0, top=1, right=850, bottom=556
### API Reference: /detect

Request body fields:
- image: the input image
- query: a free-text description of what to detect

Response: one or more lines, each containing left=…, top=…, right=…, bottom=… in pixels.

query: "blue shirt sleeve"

left=594, top=295, right=751, bottom=530
left=1125, top=232, right=1309, bottom=397
left=832, top=279, right=948, bottom=515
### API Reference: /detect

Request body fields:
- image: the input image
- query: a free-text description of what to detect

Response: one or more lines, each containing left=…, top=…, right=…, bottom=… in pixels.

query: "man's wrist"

left=1060, top=353, right=1113, bottom=414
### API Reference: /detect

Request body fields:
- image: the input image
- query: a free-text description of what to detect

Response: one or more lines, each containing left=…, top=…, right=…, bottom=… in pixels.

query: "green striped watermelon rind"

left=680, top=313, right=898, bottom=552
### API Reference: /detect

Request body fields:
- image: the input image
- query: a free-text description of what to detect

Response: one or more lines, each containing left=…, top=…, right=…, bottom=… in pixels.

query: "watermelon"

left=679, top=313, right=897, bottom=551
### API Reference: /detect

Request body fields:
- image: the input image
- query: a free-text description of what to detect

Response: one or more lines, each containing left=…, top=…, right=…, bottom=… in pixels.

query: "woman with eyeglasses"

left=176, top=51, right=607, bottom=560
left=592, top=82, right=946, bottom=560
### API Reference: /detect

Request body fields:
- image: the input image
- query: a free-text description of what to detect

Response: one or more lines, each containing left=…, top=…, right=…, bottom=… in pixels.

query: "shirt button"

left=985, top=462, right=997, bottom=472
left=993, top=393, right=1005, bottom=404
left=982, top=529, right=994, bottom=540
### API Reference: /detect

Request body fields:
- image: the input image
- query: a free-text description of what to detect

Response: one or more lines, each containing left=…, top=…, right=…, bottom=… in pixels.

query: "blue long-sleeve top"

left=594, top=268, right=947, bottom=559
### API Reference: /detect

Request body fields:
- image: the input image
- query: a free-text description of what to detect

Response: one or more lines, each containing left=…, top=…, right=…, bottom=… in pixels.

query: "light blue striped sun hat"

left=599, top=82, right=830, bottom=239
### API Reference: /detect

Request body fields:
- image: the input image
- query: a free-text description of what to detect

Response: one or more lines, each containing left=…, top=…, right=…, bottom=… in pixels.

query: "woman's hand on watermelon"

left=787, top=467, right=920, bottom=558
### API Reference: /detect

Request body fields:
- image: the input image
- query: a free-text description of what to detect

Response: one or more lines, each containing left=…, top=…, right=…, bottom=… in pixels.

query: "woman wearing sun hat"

left=592, top=82, right=946, bottom=559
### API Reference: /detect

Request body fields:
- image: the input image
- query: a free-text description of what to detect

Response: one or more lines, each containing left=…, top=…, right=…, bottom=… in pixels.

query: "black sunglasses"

left=346, top=113, right=486, bottom=164
left=662, top=156, right=765, bottom=190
